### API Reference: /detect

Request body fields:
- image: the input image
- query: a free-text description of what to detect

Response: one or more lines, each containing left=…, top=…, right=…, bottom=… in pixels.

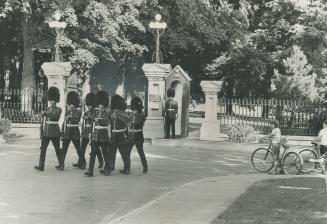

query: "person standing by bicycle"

left=268, top=119, right=281, bottom=175
left=316, top=120, right=327, bottom=173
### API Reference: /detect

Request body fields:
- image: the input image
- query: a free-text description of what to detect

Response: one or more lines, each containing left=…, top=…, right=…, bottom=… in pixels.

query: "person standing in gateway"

left=164, top=88, right=178, bottom=139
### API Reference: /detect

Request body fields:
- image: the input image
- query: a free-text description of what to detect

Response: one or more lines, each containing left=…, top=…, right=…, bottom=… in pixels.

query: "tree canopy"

left=1, top=0, right=326, bottom=101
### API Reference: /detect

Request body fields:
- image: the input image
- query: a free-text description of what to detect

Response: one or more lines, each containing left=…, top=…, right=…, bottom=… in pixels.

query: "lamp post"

left=149, top=14, right=167, bottom=64
left=47, top=11, right=67, bottom=62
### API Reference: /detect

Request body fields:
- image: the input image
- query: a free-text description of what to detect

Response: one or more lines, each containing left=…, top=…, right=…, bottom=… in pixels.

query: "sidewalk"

left=106, top=174, right=322, bottom=224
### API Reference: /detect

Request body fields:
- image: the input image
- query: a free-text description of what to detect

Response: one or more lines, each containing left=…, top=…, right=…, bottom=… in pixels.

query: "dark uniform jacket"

left=91, top=108, right=110, bottom=142
left=164, top=98, right=178, bottom=120
left=42, top=106, right=62, bottom=138
left=110, top=109, right=129, bottom=145
left=62, top=108, right=82, bottom=140
left=127, top=111, right=145, bottom=144
left=81, top=108, right=96, bottom=139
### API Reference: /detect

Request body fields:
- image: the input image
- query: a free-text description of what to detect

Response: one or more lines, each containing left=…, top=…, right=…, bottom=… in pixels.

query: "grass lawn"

left=213, top=177, right=327, bottom=224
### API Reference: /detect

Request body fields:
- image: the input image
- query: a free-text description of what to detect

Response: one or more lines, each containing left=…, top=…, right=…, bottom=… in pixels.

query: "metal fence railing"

left=190, top=98, right=327, bottom=136
left=0, top=88, right=47, bottom=123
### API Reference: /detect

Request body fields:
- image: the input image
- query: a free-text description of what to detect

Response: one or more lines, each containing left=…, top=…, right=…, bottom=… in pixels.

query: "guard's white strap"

left=95, top=126, right=108, bottom=129
left=67, top=124, right=80, bottom=127
left=46, top=121, right=58, bottom=124
left=112, top=129, right=126, bottom=133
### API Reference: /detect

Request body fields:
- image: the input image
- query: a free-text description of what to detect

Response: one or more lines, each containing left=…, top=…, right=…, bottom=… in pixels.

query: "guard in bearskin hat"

left=77, top=93, right=104, bottom=170
left=61, top=91, right=84, bottom=169
left=107, top=94, right=130, bottom=174
left=164, top=88, right=178, bottom=139
left=34, top=87, right=63, bottom=171
left=85, top=90, right=111, bottom=177
left=126, top=97, right=148, bottom=173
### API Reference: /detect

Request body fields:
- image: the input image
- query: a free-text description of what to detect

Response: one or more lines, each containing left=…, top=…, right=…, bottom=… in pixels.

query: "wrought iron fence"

left=219, top=98, right=327, bottom=136
left=190, top=98, right=327, bottom=136
left=0, top=88, right=47, bottom=123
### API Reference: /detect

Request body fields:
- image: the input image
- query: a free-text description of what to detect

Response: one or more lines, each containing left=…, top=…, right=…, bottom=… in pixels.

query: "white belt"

left=95, top=126, right=108, bottom=129
left=131, top=129, right=142, bottom=132
left=46, top=121, right=58, bottom=124
left=112, top=129, right=126, bottom=133
left=167, top=109, right=175, bottom=111
left=85, top=124, right=91, bottom=128
left=67, top=124, right=80, bottom=127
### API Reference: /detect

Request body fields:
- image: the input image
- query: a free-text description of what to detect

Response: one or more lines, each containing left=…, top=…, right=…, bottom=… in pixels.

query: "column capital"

left=41, top=62, right=72, bottom=78
left=142, top=63, right=172, bottom=80
left=200, top=81, right=222, bottom=93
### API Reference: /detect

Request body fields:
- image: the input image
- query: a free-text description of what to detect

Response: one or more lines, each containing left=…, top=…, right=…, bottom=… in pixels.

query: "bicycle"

left=299, top=142, right=327, bottom=174
left=251, top=137, right=303, bottom=175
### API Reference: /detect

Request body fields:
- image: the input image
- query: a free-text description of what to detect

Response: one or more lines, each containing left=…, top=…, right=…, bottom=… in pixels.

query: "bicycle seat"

left=282, top=144, right=290, bottom=149
left=311, top=141, right=318, bottom=146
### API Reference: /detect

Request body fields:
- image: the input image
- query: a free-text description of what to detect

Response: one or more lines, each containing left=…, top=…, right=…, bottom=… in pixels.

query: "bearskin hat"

left=167, top=88, right=175, bottom=97
left=47, top=86, right=60, bottom=103
left=67, top=91, right=80, bottom=107
left=131, top=97, right=143, bottom=113
left=110, top=94, right=125, bottom=111
left=95, top=90, right=109, bottom=107
left=85, top=93, right=96, bottom=107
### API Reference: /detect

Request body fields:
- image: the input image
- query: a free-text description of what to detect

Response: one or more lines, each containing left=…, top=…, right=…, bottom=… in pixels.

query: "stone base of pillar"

left=200, top=120, right=223, bottom=141
left=143, top=117, right=165, bottom=140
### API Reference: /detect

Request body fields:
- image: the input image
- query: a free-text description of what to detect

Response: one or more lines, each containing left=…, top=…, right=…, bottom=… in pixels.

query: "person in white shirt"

left=316, top=120, right=327, bottom=174
left=268, top=119, right=281, bottom=175
left=318, top=120, right=327, bottom=155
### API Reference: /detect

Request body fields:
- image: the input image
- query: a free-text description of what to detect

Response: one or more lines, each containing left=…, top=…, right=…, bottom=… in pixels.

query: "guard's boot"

left=79, top=162, right=87, bottom=170
left=119, top=169, right=130, bottom=175
left=143, top=166, right=148, bottom=174
left=34, top=165, right=44, bottom=171
left=72, top=162, right=79, bottom=168
left=56, top=158, right=65, bottom=171
left=98, top=162, right=104, bottom=169
left=84, top=170, right=93, bottom=177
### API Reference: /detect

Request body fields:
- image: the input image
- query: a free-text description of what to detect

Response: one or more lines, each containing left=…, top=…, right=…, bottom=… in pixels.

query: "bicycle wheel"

left=282, top=152, right=303, bottom=175
left=299, top=148, right=318, bottom=173
left=251, top=148, right=274, bottom=172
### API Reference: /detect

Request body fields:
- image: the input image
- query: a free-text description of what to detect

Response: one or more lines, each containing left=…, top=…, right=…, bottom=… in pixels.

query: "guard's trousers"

left=88, top=141, right=110, bottom=173
left=80, top=138, right=103, bottom=166
left=62, top=139, right=85, bottom=166
left=38, top=137, right=62, bottom=167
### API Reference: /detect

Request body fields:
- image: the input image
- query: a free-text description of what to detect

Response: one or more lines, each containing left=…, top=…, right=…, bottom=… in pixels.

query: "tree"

left=272, top=45, right=325, bottom=101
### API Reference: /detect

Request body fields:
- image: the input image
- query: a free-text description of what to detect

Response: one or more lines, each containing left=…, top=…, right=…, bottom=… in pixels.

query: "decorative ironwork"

left=0, top=88, right=48, bottom=123
left=190, top=98, right=327, bottom=136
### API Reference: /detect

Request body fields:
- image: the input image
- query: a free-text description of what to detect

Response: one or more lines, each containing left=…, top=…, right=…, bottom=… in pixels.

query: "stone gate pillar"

left=41, top=62, right=72, bottom=127
left=200, top=81, right=223, bottom=141
left=142, top=63, right=172, bottom=139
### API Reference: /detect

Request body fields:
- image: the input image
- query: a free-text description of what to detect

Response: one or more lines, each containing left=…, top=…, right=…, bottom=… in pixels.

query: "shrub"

left=0, top=119, right=12, bottom=135
left=224, top=124, right=260, bottom=143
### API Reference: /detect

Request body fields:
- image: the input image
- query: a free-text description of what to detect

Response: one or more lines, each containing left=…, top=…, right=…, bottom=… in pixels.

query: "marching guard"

left=78, top=93, right=104, bottom=169
left=85, top=91, right=111, bottom=177
left=34, top=87, right=63, bottom=171
left=127, top=97, right=148, bottom=173
left=108, top=94, right=130, bottom=174
left=62, top=91, right=85, bottom=169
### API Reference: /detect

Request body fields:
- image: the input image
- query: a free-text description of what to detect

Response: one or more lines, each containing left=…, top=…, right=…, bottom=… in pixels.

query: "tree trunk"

left=21, top=13, right=35, bottom=113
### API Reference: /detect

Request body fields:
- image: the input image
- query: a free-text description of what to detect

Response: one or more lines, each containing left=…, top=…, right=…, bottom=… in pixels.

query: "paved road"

left=0, top=138, right=257, bottom=224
